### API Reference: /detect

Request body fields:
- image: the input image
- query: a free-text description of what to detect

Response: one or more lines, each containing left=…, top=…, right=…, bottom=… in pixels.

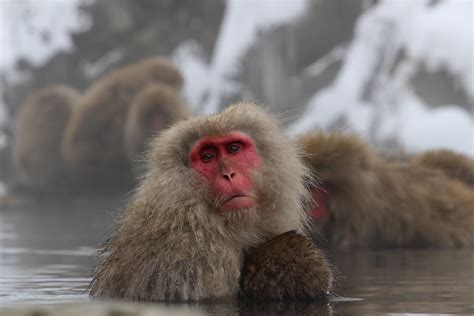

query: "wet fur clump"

left=298, top=132, right=474, bottom=249
left=241, top=231, right=333, bottom=300
left=12, top=85, right=80, bottom=192
left=62, top=57, right=184, bottom=185
left=90, top=103, right=314, bottom=301
left=124, top=83, right=190, bottom=172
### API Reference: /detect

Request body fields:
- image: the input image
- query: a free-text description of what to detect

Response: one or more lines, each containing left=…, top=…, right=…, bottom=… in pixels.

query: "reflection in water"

left=0, top=197, right=122, bottom=307
left=0, top=199, right=473, bottom=315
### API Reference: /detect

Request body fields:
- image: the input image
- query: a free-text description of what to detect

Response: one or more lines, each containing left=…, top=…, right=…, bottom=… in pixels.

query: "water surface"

left=0, top=198, right=472, bottom=315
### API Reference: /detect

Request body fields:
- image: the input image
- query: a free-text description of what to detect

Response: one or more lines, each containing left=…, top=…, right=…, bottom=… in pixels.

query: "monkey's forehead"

left=148, top=102, right=284, bottom=164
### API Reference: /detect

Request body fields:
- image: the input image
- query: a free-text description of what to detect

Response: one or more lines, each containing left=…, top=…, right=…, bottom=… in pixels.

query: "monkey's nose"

left=222, top=171, right=236, bottom=181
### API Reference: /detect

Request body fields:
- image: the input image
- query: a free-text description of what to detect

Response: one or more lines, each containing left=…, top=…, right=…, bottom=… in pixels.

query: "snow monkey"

left=12, top=85, right=80, bottom=193
left=298, top=132, right=474, bottom=249
left=124, top=83, right=191, bottom=172
left=90, top=103, right=333, bottom=301
left=62, top=57, right=183, bottom=186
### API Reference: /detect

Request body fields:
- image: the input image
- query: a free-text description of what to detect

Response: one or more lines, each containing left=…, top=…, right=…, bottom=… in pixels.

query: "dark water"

left=0, top=197, right=473, bottom=315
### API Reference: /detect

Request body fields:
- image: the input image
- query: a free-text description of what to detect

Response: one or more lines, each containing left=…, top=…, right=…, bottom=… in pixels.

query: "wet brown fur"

left=12, top=85, right=80, bottom=192
left=62, top=57, right=184, bottom=184
left=124, top=83, right=191, bottom=170
left=241, top=231, right=333, bottom=300
left=90, top=103, right=317, bottom=301
left=298, top=132, right=474, bottom=249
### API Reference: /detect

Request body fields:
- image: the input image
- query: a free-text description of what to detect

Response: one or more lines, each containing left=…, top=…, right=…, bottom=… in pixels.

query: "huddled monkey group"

left=11, top=57, right=189, bottom=195
left=7, top=57, right=474, bottom=303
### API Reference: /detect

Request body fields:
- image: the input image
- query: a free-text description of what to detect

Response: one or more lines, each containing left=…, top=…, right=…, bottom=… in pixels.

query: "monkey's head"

left=124, top=83, right=190, bottom=164
left=138, top=102, right=310, bottom=248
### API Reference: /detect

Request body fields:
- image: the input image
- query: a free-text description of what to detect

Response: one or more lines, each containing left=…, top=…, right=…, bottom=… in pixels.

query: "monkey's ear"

left=240, top=231, right=333, bottom=301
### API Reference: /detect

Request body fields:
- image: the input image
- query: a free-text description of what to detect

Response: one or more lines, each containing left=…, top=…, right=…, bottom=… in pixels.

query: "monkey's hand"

left=240, top=231, right=333, bottom=300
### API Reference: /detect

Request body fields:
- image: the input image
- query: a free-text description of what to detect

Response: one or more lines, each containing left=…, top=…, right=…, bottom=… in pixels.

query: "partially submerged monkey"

left=298, top=132, right=474, bottom=249
left=62, top=57, right=184, bottom=185
left=12, top=85, right=80, bottom=193
left=90, top=103, right=333, bottom=301
left=124, top=83, right=191, bottom=172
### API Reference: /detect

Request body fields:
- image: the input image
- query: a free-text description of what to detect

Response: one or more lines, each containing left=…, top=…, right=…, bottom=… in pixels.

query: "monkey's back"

left=13, top=85, right=79, bottom=191
left=412, top=149, right=474, bottom=188
left=298, top=132, right=474, bottom=248
left=62, top=57, right=184, bottom=181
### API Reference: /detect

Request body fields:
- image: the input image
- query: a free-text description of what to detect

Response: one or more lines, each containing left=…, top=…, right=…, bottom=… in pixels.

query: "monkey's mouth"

left=219, top=194, right=256, bottom=213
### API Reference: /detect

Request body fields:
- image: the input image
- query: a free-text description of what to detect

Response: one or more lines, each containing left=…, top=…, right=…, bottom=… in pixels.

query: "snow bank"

left=290, top=0, right=474, bottom=157
left=397, top=93, right=473, bottom=155
left=393, top=0, right=474, bottom=99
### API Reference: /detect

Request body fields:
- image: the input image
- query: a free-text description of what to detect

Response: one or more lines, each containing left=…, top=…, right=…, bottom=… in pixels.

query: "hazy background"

left=0, top=0, right=473, bottom=186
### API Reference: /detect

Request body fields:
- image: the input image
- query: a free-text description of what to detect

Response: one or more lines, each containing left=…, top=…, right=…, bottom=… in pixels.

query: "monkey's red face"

left=189, top=132, right=262, bottom=213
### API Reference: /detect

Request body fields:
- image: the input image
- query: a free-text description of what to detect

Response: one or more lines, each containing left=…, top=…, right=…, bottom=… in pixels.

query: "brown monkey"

left=412, top=149, right=474, bottom=188
left=241, top=231, right=333, bottom=300
left=298, top=132, right=474, bottom=249
left=62, top=57, right=183, bottom=186
left=90, top=103, right=333, bottom=301
left=124, top=83, right=191, bottom=171
left=12, top=85, right=80, bottom=193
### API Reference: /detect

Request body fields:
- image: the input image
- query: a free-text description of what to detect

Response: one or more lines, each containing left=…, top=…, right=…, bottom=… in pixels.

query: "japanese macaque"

left=62, top=57, right=183, bottom=185
left=298, top=132, right=474, bottom=249
left=90, top=103, right=333, bottom=301
left=124, top=83, right=191, bottom=171
left=412, top=149, right=474, bottom=188
left=12, top=85, right=80, bottom=192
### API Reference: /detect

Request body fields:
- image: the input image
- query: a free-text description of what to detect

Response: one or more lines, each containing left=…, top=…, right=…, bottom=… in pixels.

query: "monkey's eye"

left=200, top=151, right=216, bottom=162
left=226, top=142, right=241, bottom=154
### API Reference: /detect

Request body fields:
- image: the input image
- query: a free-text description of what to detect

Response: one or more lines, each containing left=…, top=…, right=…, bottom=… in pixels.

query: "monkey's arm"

left=240, top=231, right=333, bottom=300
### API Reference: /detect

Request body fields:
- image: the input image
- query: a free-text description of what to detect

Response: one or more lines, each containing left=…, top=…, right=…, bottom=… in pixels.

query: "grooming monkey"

left=90, top=103, right=333, bottom=301
left=62, top=57, right=183, bottom=186
left=12, top=85, right=80, bottom=193
left=124, top=83, right=191, bottom=172
left=298, top=132, right=474, bottom=249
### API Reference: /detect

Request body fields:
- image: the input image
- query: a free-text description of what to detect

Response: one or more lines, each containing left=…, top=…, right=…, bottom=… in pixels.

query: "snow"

left=83, top=49, right=124, bottom=80
left=394, top=0, right=474, bottom=99
left=201, top=0, right=308, bottom=114
left=172, top=41, right=212, bottom=112
left=302, top=46, right=346, bottom=78
left=0, top=0, right=92, bottom=148
left=398, top=93, right=473, bottom=155
left=290, top=0, right=474, bottom=157
left=0, top=85, right=8, bottom=149
left=0, top=0, right=92, bottom=71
